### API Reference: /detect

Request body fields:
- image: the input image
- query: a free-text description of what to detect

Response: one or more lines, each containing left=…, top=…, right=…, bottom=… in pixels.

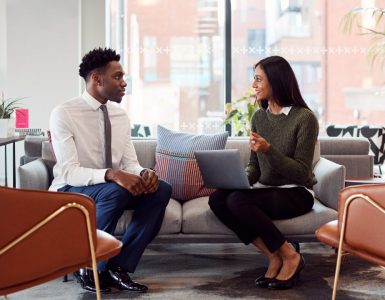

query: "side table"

left=345, top=177, right=385, bottom=187
left=0, top=136, right=25, bottom=187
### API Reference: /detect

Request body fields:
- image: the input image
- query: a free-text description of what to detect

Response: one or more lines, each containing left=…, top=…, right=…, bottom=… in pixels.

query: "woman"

left=209, top=56, right=318, bottom=290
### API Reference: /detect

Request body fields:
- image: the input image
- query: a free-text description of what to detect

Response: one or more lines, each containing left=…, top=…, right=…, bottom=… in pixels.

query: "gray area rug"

left=10, top=243, right=385, bottom=299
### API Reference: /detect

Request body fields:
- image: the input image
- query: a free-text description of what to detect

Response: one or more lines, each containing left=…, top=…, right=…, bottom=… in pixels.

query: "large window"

left=107, top=0, right=225, bottom=137
left=108, top=0, right=385, bottom=137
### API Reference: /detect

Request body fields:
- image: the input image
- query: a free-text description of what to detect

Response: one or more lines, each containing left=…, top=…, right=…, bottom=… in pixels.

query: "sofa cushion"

left=273, top=199, right=337, bottom=235
left=114, top=198, right=182, bottom=236
left=182, top=197, right=234, bottom=234
left=225, top=139, right=250, bottom=167
left=182, top=197, right=337, bottom=236
left=154, top=126, right=228, bottom=201
left=319, top=136, right=369, bottom=155
left=133, top=139, right=157, bottom=169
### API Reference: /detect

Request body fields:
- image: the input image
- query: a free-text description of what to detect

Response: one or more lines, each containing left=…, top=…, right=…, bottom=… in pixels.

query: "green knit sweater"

left=246, top=106, right=319, bottom=189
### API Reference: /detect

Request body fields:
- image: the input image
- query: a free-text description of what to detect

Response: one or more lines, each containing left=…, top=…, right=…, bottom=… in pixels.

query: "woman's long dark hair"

left=255, top=56, right=310, bottom=109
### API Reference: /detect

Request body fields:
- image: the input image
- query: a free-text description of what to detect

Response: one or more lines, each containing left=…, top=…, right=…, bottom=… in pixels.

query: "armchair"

left=315, top=184, right=385, bottom=300
left=0, top=186, right=122, bottom=300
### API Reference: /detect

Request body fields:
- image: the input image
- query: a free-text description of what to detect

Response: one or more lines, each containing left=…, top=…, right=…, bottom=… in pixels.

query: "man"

left=49, top=47, right=172, bottom=293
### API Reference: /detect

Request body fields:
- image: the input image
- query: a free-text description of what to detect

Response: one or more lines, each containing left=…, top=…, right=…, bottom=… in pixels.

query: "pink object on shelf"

left=16, top=108, right=29, bottom=128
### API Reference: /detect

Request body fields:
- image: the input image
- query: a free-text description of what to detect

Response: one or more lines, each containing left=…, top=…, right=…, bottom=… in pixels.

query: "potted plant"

left=224, top=87, right=259, bottom=136
left=0, top=93, right=24, bottom=138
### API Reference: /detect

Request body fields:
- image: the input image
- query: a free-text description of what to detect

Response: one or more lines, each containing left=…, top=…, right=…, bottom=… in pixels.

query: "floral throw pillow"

left=154, top=126, right=229, bottom=202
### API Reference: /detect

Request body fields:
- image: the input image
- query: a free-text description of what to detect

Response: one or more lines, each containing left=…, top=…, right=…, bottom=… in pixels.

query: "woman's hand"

left=249, top=131, right=271, bottom=153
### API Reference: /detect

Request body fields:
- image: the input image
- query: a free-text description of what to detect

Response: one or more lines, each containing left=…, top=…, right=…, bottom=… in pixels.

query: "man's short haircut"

left=79, top=47, right=120, bottom=81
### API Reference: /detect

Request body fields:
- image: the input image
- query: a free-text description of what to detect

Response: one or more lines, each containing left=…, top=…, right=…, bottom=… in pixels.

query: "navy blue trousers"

left=59, top=180, right=172, bottom=273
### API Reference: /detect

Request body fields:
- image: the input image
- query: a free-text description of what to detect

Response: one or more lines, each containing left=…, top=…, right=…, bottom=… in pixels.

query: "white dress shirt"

left=49, top=91, right=143, bottom=191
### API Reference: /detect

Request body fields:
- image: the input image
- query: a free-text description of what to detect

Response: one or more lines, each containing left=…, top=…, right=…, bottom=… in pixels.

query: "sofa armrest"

left=322, top=154, right=373, bottom=179
left=23, top=135, right=48, bottom=157
left=18, top=158, right=51, bottom=190
left=313, top=157, right=345, bottom=210
left=19, top=155, right=39, bottom=166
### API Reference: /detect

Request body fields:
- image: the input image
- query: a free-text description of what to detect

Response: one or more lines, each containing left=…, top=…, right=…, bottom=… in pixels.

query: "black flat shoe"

left=106, top=262, right=148, bottom=293
left=255, top=275, right=274, bottom=288
left=73, top=268, right=111, bottom=294
left=268, top=255, right=305, bottom=290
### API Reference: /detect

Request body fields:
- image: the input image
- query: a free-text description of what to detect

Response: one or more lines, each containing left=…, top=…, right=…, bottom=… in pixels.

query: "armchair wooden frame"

left=0, top=187, right=122, bottom=300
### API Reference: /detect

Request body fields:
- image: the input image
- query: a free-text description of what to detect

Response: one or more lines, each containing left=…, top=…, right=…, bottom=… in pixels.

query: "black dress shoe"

left=255, top=275, right=274, bottom=288
left=268, top=255, right=305, bottom=290
left=73, top=268, right=111, bottom=293
left=106, top=262, right=148, bottom=293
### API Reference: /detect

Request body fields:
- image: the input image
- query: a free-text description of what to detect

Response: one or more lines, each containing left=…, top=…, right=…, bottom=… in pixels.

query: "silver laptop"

left=194, top=149, right=253, bottom=189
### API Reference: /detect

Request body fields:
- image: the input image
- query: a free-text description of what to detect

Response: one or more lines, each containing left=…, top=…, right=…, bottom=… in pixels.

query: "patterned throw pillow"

left=154, top=126, right=229, bottom=201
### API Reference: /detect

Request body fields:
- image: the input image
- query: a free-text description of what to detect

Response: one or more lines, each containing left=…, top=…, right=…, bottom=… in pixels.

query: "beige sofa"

left=18, top=136, right=373, bottom=247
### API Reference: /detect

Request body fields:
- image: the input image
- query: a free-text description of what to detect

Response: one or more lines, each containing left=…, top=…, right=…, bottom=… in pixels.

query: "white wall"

left=6, top=0, right=80, bottom=130
left=5, top=0, right=105, bottom=129
left=81, top=0, right=106, bottom=54
left=1, top=0, right=106, bottom=185
left=80, top=0, right=106, bottom=91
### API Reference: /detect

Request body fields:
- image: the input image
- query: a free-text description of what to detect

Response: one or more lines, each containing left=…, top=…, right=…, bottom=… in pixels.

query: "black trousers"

left=208, top=187, right=314, bottom=253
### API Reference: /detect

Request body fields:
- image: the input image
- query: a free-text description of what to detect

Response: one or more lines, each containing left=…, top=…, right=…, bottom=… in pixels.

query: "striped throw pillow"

left=154, top=126, right=228, bottom=201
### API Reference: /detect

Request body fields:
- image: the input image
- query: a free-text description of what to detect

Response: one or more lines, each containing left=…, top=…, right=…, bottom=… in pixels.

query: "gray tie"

left=100, top=105, right=112, bottom=168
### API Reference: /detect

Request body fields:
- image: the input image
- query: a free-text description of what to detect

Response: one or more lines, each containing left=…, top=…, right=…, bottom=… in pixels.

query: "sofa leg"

left=63, top=274, right=68, bottom=282
left=291, top=242, right=300, bottom=253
